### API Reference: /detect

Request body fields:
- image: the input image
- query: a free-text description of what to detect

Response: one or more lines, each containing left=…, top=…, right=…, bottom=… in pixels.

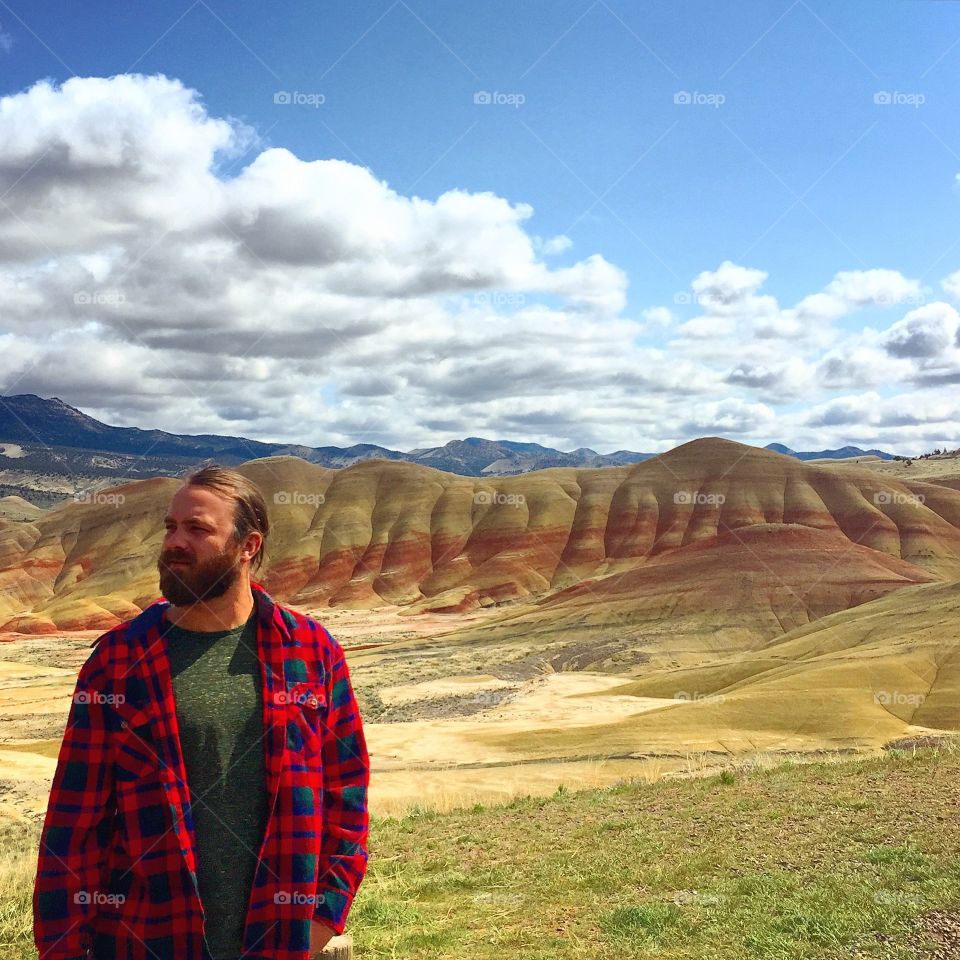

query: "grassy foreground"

left=3, top=743, right=958, bottom=959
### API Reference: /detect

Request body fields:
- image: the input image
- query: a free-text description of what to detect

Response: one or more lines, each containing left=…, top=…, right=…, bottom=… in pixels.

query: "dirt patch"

left=493, top=636, right=653, bottom=679
left=355, top=684, right=521, bottom=723
left=0, top=636, right=94, bottom=670
left=0, top=714, right=69, bottom=742
left=914, top=907, right=960, bottom=958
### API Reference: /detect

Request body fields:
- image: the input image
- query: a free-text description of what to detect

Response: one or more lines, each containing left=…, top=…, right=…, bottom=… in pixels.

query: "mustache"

left=160, top=553, right=194, bottom=565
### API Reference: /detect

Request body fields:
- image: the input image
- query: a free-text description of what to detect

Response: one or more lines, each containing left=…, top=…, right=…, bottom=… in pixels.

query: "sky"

left=1, top=0, right=959, bottom=456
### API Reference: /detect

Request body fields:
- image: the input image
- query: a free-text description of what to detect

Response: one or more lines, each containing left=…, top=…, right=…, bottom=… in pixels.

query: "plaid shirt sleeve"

left=33, top=642, right=116, bottom=960
left=312, top=631, right=370, bottom=935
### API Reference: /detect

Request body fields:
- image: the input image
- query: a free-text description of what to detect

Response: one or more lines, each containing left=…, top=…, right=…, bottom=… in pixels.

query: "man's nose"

left=164, top=527, right=190, bottom=551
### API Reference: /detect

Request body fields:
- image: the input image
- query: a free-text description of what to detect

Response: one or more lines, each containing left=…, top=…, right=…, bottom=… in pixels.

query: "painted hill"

left=1, top=437, right=959, bottom=637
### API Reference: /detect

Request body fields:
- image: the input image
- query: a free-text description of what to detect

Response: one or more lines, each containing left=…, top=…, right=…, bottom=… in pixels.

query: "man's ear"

left=241, top=530, right=263, bottom=564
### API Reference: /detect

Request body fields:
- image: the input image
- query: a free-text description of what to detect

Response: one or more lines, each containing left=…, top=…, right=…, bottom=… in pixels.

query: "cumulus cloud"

left=941, top=268, right=960, bottom=304
left=793, top=269, right=923, bottom=324
left=673, top=261, right=779, bottom=338
left=805, top=391, right=960, bottom=433
left=638, top=305, right=676, bottom=334
left=0, top=75, right=251, bottom=257
left=881, top=302, right=959, bottom=359
left=724, top=357, right=813, bottom=401
left=0, top=73, right=957, bottom=455
left=677, top=397, right=778, bottom=436
left=670, top=261, right=921, bottom=346
left=539, top=234, right=573, bottom=255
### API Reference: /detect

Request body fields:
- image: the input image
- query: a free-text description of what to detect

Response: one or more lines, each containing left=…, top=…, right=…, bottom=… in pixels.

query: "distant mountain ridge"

left=0, top=395, right=903, bottom=504
left=0, top=394, right=655, bottom=481
left=764, top=442, right=897, bottom=461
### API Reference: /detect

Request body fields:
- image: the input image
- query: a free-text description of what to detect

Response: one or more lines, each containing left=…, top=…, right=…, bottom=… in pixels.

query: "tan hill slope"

left=532, top=576, right=960, bottom=756
left=1, top=437, right=960, bottom=634
left=816, top=448, right=960, bottom=489
left=355, top=579, right=960, bottom=793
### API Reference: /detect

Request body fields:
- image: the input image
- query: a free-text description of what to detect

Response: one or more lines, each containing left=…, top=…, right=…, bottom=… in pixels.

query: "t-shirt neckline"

left=162, top=608, right=256, bottom=640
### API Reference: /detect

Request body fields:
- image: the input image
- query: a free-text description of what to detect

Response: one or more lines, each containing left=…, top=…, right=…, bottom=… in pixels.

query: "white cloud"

left=760, top=268, right=921, bottom=338
left=678, top=397, right=778, bottom=436
left=881, top=302, right=960, bottom=359
left=0, top=74, right=957, bottom=455
left=639, top=305, right=676, bottom=332
left=673, top=263, right=922, bottom=343
left=540, top=234, right=573, bottom=255
left=691, top=260, right=768, bottom=307
left=941, top=268, right=960, bottom=304
left=805, top=390, right=960, bottom=432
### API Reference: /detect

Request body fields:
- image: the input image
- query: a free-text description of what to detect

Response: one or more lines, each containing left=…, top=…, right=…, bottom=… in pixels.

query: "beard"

left=157, top=541, right=243, bottom=608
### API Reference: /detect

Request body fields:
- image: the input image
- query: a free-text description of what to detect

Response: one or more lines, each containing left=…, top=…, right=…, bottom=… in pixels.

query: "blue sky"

left=1, top=1, right=959, bottom=453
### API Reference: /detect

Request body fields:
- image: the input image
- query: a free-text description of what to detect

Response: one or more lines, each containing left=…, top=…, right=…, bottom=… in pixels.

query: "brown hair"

left=181, top=464, right=269, bottom=571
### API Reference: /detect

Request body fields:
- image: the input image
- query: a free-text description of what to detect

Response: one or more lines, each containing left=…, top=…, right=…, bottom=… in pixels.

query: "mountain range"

left=0, top=394, right=899, bottom=507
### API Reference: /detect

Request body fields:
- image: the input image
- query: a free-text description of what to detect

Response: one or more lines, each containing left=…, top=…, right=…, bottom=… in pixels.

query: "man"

left=33, top=465, right=370, bottom=960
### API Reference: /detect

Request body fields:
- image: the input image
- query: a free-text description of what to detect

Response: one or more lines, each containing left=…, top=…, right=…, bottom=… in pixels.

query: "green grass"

left=350, top=744, right=960, bottom=959
left=3, top=744, right=958, bottom=959
left=0, top=817, right=42, bottom=960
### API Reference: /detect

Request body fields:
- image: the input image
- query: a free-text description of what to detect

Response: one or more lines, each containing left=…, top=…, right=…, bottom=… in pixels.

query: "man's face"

left=158, top=485, right=245, bottom=608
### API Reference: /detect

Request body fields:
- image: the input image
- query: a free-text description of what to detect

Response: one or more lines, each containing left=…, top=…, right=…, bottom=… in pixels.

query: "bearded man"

left=34, top=465, right=370, bottom=960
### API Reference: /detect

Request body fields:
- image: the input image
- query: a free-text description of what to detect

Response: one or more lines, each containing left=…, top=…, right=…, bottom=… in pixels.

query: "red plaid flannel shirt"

left=33, top=581, right=370, bottom=960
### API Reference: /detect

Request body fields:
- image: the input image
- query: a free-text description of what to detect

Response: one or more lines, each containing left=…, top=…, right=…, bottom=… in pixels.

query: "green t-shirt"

left=162, top=610, right=269, bottom=960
